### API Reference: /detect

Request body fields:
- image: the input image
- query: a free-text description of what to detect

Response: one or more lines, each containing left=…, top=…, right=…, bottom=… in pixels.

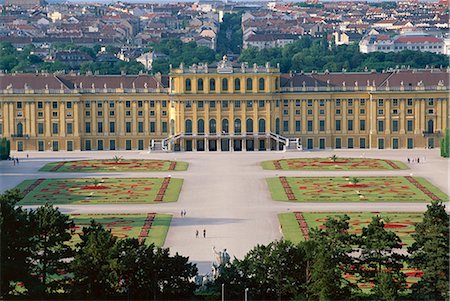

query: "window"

left=347, top=120, right=353, bottom=131
left=126, top=111, right=131, bottom=117
left=38, top=140, right=44, bottom=151
left=186, top=79, right=192, bottom=91
left=235, top=101, right=241, bottom=108
left=360, top=109, right=365, bottom=114
left=52, top=123, right=59, bottom=134
left=209, top=119, right=217, bottom=134
left=378, top=120, right=384, bottom=132
left=209, top=79, right=216, bottom=91
left=150, top=101, right=155, bottom=108
left=52, top=141, right=59, bottom=152
left=246, top=119, right=253, bottom=134
left=67, top=141, right=73, bottom=152
left=295, top=120, right=301, bottom=132
left=378, top=138, right=385, bottom=149
left=360, top=120, right=366, bottom=131
left=110, top=122, right=115, bottom=133
left=336, top=99, right=341, bottom=107
left=222, top=101, right=228, bottom=109
left=258, top=119, right=266, bottom=133
left=392, top=120, right=399, bottom=132
left=97, top=140, right=104, bottom=151
left=348, top=109, right=353, bottom=115
left=85, top=122, right=91, bottom=133
left=283, top=110, right=289, bottom=115
left=38, top=123, right=44, bottom=134
left=296, top=109, right=300, bottom=115
left=296, top=100, right=301, bottom=106
left=307, top=100, right=312, bottom=107
left=52, top=111, right=58, bottom=117
left=360, top=99, right=365, bottom=106
left=185, top=101, right=192, bottom=108
left=392, top=109, right=399, bottom=115
left=378, top=99, right=384, bottom=106
left=38, top=101, right=43, bottom=109
left=335, top=120, right=341, bottom=131
left=198, top=101, right=204, bottom=109
left=197, top=119, right=205, bottom=134
left=222, top=119, right=229, bottom=134
left=97, top=101, right=103, bottom=108
left=210, top=101, right=216, bottom=109
left=246, top=78, right=253, bottom=91
left=407, top=109, right=413, bottom=115
left=360, top=138, right=366, bottom=149
left=392, top=99, right=398, bottom=106
left=407, top=120, right=413, bottom=132
left=320, top=109, right=325, bottom=115
left=234, top=119, right=241, bottom=134
left=319, top=99, right=325, bottom=107
left=67, top=123, right=73, bottom=134
left=17, top=102, right=23, bottom=109
left=335, top=138, right=342, bottom=149
left=162, top=122, right=168, bottom=133
left=247, top=101, right=253, bottom=108
left=109, top=101, right=115, bottom=108
left=428, top=98, right=434, bottom=106
left=234, top=78, right=240, bottom=91
left=67, top=101, right=72, bottom=109
left=222, top=78, right=228, bottom=91
left=348, top=99, right=353, bottom=106
left=407, top=99, right=413, bottom=106
left=150, top=122, right=155, bottom=133
left=259, top=100, right=265, bottom=108
left=126, top=122, right=131, bottom=133
left=198, top=79, right=204, bottom=91
left=85, top=111, right=91, bottom=117
left=407, top=138, right=414, bottom=149
left=110, top=111, right=115, bottom=117
left=85, top=101, right=91, bottom=108
left=110, top=139, right=116, bottom=150
left=378, top=109, right=384, bottom=115
left=348, top=138, right=354, bottom=149
left=126, top=140, right=132, bottom=150
left=97, top=111, right=103, bottom=117
left=319, top=120, right=325, bottom=132
left=162, top=111, right=167, bottom=117
left=162, top=101, right=167, bottom=108
left=258, top=78, right=265, bottom=91
left=283, top=120, right=289, bottom=132
left=276, top=100, right=280, bottom=107
left=307, top=109, right=313, bottom=115
left=138, top=101, right=143, bottom=108
left=138, top=122, right=144, bottom=133
left=138, top=140, right=144, bottom=150
left=336, top=109, right=341, bottom=115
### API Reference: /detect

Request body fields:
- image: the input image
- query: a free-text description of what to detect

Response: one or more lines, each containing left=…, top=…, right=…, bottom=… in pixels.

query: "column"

left=229, top=101, right=235, bottom=134
left=30, top=102, right=36, bottom=136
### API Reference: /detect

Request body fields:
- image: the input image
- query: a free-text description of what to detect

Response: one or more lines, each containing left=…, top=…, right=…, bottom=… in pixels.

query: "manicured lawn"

left=17, top=177, right=183, bottom=205
left=262, top=157, right=408, bottom=170
left=40, top=159, right=189, bottom=172
left=69, top=213, right=172, bottom=247
left=267, top=176, right=448, bottom=202
left=278, top=212, right=422, bottom=246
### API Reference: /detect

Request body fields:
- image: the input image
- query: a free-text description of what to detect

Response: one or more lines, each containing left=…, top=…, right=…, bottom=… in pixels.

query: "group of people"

left=407, top=157, right=425, bottom=164
left=10, top=156, right=20, bottom=165
left=180, top=210, right=187, bottom=217
left=196, top=229, right=207, bottom=238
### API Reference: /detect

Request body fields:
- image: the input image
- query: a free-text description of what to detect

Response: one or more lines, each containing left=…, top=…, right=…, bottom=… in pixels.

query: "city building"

left=359, top=33, right=446, bottom=54
left=0, top=57, right=448, bottom=152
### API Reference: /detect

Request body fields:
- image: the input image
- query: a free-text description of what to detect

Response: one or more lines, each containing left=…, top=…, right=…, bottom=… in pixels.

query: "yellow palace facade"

left=0, top=58, right=448, bottom=152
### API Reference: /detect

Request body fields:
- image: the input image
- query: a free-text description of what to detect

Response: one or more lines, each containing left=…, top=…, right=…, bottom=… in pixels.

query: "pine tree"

left=28, top=204, right=74, bottom=296
left=358, top=216, right=406, bottom=300
left=408, top=201, right=449, bottom=300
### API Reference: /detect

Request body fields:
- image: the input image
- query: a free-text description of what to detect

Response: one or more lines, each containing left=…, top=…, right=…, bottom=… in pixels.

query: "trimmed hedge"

left=440, top=129, right=449, bottom=158
left=0, top=138, right=10, bottom=160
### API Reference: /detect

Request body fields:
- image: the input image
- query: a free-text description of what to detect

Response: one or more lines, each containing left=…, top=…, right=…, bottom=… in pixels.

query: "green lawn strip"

left=14, top=179, right=35, bottom=193
left=164, top=178, right=183, bottom=202
left=266, top=178, right=288, bottom=201
left=39, top=160, right=189, bottom=172
left=260, top=160, right=277, bottom=170
left=278, top=213, right=302, bottom=244
left=145, top=214, right=172, bottom=246
left=267, top=176, right=447, bottom=203
left=16, top=177, right=183, bottom=205
left=261, top=158, right=409, bottom=171
left=414, top=176, right=449, bottom=201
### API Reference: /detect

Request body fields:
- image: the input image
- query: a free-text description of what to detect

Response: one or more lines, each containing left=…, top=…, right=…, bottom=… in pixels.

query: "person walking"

left=203, top=229, right=206, bottom=238
left=195, top=230, right=199, bottom=238
left=180, top=210, right=183, bottom=217
left=183, top=210, right=187, bottom=217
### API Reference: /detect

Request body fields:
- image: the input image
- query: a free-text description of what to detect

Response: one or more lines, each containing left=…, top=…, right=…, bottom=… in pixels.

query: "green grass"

left=267, top=176, right=449, bottom=203
left=70, top=213, right=171, bottom=247
left=17, top=178, right=183, bottom=205
left=39, top=159, right=189, bottom=172
left=279, top=212, right=422, bottom=246
left=262, top=158, right=409, bottom=170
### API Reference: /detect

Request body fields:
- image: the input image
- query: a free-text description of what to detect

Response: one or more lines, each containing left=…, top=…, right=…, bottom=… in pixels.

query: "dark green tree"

left=0, top=189, right=33, bottom=297
left=0, top=138, right=10, bottom=160
left=309, top=215, right=357, bottom=300
left=358, top=216, right=406, bottom=300
left=28, top=204, right=74, bottom=296
left=408, top=201, right=449, bottom=300
left=69, top=221, right=118, bottom=299
left=440, top=128, right=449, bottom=158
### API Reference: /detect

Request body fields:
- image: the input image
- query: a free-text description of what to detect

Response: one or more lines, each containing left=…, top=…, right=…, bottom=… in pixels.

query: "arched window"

left=185, top=78, right=192, bottom=91
left=246, top=78, right=253, bottom=91
left=198, top=78, right=204, bottom=91
left=222, top=119, right=229, bottom=134
left=427, top=119, right=434, bottom=133
left=275, top=78, right=279, bottom=90
left=246, top=118, right=253, bottom=134
left=209, top=79, right=216, bottom=91
left=234, top=118, right=241, bottom=134
left=16, top=122, right=23, bottom=137
left=222, top=78, right=228, bottom=91
left=185, top=119, right=192, bottom=134
left=258, top=118, right=266, bottom=134
left=234, top=78, right=241, bottom=91
left=198, top=119, right=205, bottom=134
left=275, top=118, right=280, bottom=134
left=258, top=78, right=265, bottom=91
left=209, top=119, right=216, bottom=134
